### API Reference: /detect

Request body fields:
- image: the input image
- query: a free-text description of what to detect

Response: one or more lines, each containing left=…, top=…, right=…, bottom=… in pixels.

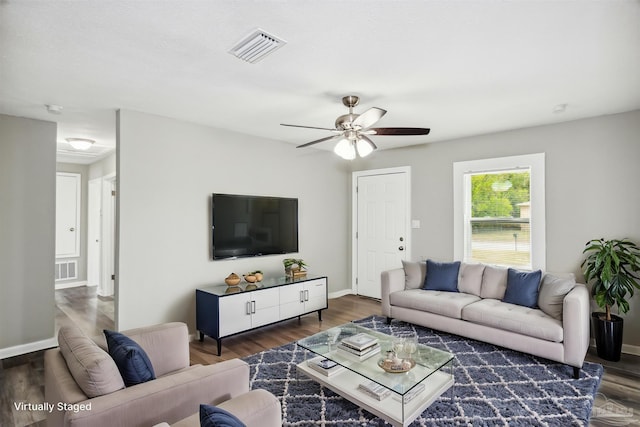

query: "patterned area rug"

left=242, top=316, right=603, bottom=426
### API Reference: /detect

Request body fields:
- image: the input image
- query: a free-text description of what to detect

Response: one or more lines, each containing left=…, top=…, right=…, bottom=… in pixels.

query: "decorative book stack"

left=306, top=357, right=344, bottom=377
left=337, top=332, right=381, bottom=361
left=392, top=383, right=426, bottom=403
left=358, top=381, right=391, bottom=401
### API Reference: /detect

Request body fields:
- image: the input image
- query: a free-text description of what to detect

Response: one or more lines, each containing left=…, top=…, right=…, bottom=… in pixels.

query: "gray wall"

left=56, top=162, right=90, bottom=284
left=89, top=153, right=116, bottom=180
left=0, top=114, right=56, bottom=352
left=354, top=110, right=640, bottom=347
left=116, top=110, right=350, bottom=331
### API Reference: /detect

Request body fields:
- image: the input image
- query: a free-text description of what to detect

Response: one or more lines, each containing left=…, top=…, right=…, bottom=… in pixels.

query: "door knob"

left=69, top=227, right=75, bottom=232
left=399, top=237, right=404, bottom=242
left=399, top=246, right=404, bottom=251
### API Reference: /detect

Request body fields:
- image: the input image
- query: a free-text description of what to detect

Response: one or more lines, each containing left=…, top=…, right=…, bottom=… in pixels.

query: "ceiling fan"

left=281, top=95, right=430, bottom=160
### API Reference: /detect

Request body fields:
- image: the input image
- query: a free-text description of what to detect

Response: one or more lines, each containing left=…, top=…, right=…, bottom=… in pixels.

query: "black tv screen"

left=211, top=193, right=299, bottom=259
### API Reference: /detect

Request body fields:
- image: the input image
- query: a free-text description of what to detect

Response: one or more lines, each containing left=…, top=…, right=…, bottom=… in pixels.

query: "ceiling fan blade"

left=296, top=134, right=341, bottom=148
left=369, top=127, right=431, bottom=136
left=281, top=123, right=337, bottom=131
left=352, top=107, right=387, bottom=129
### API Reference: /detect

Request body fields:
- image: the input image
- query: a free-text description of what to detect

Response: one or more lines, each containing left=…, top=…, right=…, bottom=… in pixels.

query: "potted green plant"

left=581, top=238, right=640, bottom=361
left=283, top=258, right=308, bottom=278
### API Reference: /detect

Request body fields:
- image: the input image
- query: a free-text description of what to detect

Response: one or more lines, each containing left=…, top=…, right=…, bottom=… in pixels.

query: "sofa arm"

left=381, top=268, right=405, bottom=317
left=63, top=359, right=250, bottom=427
left=218, top=389, right=281, bottom=427
left=562, top=284, right=591, bottom=368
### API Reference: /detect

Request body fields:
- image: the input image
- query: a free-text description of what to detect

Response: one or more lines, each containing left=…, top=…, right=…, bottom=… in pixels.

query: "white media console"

left=196, top=275, right=328, bottom=355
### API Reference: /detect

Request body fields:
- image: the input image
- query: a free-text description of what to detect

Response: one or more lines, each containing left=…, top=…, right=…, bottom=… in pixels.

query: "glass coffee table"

left=297, top=323, right=454, bottom=427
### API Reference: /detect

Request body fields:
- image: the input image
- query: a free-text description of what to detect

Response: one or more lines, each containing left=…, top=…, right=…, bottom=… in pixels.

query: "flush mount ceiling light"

left=229, top=29, right=286, bottom=64
left=66, top=138, right=95, bottom=150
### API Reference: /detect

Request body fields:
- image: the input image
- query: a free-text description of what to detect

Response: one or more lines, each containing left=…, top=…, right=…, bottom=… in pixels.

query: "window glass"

left=465, top=169, right=531, bottom=268
left=453, top=153, right=545, bottom=271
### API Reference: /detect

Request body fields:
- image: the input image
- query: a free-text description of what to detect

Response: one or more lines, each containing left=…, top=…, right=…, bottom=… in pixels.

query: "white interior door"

left=55, top=173, right=81, bottom=258
left=87, top=178, right=102, bottom=288
left=353, top=168, right=410, bottom=299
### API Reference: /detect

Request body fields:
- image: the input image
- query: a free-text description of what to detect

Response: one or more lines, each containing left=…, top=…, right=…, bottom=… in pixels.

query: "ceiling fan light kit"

left=282, top=95, right=430, bottom=160
left=356, top=138, right=375, bottom=157
left=334, top=138, right=355, bottom=160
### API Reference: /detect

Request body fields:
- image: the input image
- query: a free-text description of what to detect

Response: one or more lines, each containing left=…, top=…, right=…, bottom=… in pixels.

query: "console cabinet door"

left=219, top=293, right=251, bottom=336
left=303, top=279, right=328, bottom=312
left=279, top=283, right=304, bottom=319
left=251, top=287, right=280, bottom=328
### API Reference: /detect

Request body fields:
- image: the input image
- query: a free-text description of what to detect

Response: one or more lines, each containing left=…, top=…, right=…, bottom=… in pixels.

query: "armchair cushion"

left=57, top=325, right=125, bottom=398
left=200, top=404, right=246, bottom=427
left=104, top=330, right=156, bottom=386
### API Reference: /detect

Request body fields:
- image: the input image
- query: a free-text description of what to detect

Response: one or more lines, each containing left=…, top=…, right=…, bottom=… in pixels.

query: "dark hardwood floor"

left=0, top=286, right=114, bottom=427
left=1, top=289, right=638, bottom=426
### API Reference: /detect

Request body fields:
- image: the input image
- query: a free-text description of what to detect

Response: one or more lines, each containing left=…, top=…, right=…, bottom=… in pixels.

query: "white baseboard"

left=589, top=339, right=640, bottom=356
left=0, top=337, right=58, bottom=360
left=97, top=289, right=114, bottom=297
left=55, top=280, right=88, bottom=290
left=622, top=343, right=640, bottom=356
left=328, top=289, right=355, bottom=299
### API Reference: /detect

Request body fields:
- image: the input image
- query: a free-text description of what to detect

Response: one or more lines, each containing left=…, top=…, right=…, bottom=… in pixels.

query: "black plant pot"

left=592, top=312, right=623, bottom=362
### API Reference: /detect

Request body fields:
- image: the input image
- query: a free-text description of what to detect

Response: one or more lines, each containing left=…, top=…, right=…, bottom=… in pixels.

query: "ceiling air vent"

left=229, top=29, right=286, bottom=64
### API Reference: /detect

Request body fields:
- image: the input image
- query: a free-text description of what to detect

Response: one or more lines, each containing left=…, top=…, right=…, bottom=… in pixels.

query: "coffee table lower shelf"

left=296, top=362, right=453, bottom=427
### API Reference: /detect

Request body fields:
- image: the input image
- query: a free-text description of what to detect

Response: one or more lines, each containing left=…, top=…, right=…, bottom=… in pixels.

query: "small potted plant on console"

left=283, top=258, right=308, bottom=278
left=582, top=238, right=640, bottom=361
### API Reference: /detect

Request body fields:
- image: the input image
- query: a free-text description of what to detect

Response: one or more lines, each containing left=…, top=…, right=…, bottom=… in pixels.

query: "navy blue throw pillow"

left=423, top=260, right=461, bottom=292
left=200, top=404, right=246, bottom=427
left=503, top=268, right=542, bottom=308
left=104, top=330, right=155, bottom=386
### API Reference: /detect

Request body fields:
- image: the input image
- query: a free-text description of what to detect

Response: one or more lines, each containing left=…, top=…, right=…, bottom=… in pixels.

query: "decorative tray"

left=377, top=357, right=416, bottom=373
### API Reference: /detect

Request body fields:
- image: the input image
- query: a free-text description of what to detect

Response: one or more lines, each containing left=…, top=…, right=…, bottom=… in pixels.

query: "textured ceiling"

left=1, top=1, right=639, bottom=163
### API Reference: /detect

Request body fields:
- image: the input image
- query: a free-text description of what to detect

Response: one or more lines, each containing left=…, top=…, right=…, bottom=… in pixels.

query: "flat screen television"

left=211, top=193, right=299, bottom=260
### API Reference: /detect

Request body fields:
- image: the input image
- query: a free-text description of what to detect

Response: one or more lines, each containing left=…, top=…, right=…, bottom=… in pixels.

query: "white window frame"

left=453, top=153, right=546, bottom=271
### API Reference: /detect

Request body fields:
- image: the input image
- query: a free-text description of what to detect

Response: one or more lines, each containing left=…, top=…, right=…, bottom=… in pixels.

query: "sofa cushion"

left=390, top=289, right=481, bottom=319
left=503, top=269, right=542, bottom=308
left=462, top=299, right=563, bottom=342
left=423, top=260, right=460, bottom=292
left=104, top=330, right=156, bottom=386
left=200, top=404, right=246, bottom=427
left=458, top=263, right=485, bottom=296
left=480, top=265, right=508, bottom=299
left=402, top=260, right=426, bottom=290
left=58, top=325, right=125, bottom=398
left=538, top=273, right=576, bottom=320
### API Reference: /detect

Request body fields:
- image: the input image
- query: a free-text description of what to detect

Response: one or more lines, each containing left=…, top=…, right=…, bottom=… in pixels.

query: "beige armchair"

left=45, top=322, right=281, bottom=427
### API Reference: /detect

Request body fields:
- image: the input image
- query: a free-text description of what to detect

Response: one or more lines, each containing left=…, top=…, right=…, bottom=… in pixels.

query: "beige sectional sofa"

left=45, top=322, right=281, bottom=427
left=381, top=261, right=591, bottom=378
